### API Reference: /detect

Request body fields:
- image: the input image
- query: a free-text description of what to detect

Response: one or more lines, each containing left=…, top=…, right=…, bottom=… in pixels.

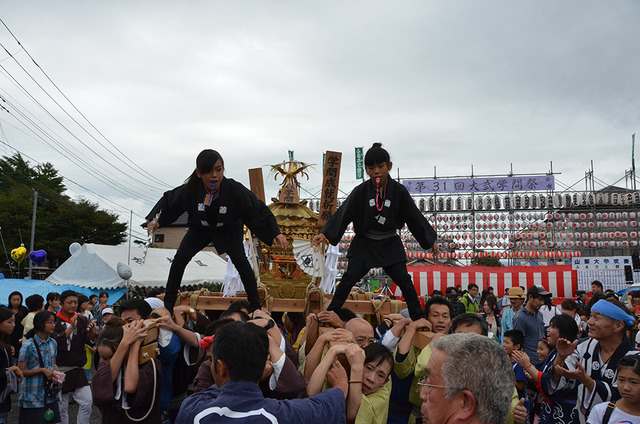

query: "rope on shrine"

left=189, top=287, right=211, bottom=309
left=370, top=297, right=389, bottom=324
left=305, top=278, right=325, bottom=317
left=371, top=297, right=403, bottom=324
left=389, top=299, right=403, bottom=315
left=257, top=283, right=273, bottom=312
left=350, top=289, right=374, bottom=301
left=176, top=291, right=192, bottom=306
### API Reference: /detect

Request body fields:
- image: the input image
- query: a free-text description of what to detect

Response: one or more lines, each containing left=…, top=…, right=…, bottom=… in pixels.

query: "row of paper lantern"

left=432, top=220, right=640, bottom=231
left=333, top=250, right=589, bottom=265
left=349, top=229, right=640, bottom=245
left=435, top=231, right=640, bottom=240
left=433, top=213, right=548, bottom=222
left=307, top=192, right=640, bottom=215
left=429, top=212, right=640, bottom=222
left=416, top=192, right=640, bottom=212
left=401, top=251, right=582, bottom=260
left=409, top=239, right=640, bottom=249
left=410, top=240, right=640, bottom=250
left=399, top=230, right=640, bottom=245
left=343, top=234, right=640, bottom=250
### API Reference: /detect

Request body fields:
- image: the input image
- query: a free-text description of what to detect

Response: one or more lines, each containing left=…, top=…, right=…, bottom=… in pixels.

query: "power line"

left=0, top=63, right=168, bottom=197
left=0, top=18, right=171, bottom=189
left=0, top=97, right=159, bottom=204
left=0, top=138, right=150, bottom=221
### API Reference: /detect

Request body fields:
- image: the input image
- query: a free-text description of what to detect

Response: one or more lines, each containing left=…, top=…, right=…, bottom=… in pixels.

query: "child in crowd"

left=44, top=292, right=60, bottom=314
left=17, top=311, right=61, bottom=424
left=312, top=143, right=438, bottom=321
left=308, top=342, right=394, bottom=424
left=0, top=307, right=22, bottom=423
left=76, top=295, right=95, bottom=381
left=586, top=350, right=640, bottom=423
left=21, top=295, right=44, bottom=344
left=536, top=338, right=552, bottom=363
left=503, top=329, right=529, bottom=413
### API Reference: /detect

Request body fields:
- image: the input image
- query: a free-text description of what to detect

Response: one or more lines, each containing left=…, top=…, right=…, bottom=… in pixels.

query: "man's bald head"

left=345, top=318, right=375, bottom=348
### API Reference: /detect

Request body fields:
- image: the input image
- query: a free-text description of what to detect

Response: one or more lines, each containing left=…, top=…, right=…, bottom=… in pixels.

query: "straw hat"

left=507, top=287, right=525, bottom=299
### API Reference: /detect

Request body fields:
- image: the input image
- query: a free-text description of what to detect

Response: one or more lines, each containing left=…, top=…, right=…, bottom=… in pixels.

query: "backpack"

left=451, top=300, right=466, bottom=318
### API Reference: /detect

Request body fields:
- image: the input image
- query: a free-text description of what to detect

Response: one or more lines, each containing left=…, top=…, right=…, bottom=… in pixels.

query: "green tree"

left=0, top=153, right=127, bottom=277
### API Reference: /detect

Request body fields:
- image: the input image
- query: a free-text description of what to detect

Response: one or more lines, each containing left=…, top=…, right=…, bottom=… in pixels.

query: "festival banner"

left=403, top=175, right=555, bottom=194
left=355, top=147, right=364, bottom=180
left=318, top=151, right=342, bottom=226
left=571, top=256, right=631, bottom=270
left=572, top=256, right=638, bottom=291
left=575, top=268, right=639, bottom=292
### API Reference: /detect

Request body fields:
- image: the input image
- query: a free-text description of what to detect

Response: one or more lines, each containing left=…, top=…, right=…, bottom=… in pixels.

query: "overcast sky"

left=1, top=1, right=639, bottom=242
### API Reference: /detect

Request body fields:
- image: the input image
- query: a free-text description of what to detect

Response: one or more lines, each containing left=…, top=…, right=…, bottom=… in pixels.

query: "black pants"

left=164, top=229, right=261, bottom=312
left=327, top=257, right=423, bottom=320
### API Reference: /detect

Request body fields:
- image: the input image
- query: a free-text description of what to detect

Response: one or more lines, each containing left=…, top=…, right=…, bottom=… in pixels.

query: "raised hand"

left=555, top=338, right=578, bottom=358
left=511, top=350, right=532, bottom=369
left=331, top=328, right=356, bottom=344
left=344, top=343, right=365, bottom=366
left=317, top=311, right=344, bottom=328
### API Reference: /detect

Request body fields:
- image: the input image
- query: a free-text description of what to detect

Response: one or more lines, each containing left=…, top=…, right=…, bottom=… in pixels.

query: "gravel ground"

left=7, top=398, right=103, bottom=424
left=7, top=369, right=103, bottom=424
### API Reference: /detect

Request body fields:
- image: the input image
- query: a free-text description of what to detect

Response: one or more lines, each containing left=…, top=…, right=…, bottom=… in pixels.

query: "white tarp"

left=47, top=243, right=228, bottom=289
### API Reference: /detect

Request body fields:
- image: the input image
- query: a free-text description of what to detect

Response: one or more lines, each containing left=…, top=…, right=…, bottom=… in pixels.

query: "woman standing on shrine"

left=146, top=149, right=287, bottom=313
left=313, top=143, right=438, bottom=321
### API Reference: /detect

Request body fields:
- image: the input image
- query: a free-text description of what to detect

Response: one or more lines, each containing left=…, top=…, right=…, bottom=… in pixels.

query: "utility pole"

left=28, top=190, right=38, bottom=279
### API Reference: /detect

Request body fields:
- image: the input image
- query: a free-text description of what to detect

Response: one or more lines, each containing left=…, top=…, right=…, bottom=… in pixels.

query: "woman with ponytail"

left=145, top=149, right=287, bottom=313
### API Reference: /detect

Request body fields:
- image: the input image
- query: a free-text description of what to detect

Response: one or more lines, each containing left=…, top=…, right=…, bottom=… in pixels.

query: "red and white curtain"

left=392, top=264, right=576, bottom=300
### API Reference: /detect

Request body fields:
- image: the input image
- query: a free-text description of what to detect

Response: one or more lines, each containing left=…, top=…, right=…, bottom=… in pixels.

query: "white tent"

left=47, top=243, right=228, bottom=289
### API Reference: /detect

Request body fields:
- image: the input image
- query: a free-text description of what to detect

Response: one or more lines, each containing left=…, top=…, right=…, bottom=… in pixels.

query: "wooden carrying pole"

left=176, top=293, right=406, bottom=316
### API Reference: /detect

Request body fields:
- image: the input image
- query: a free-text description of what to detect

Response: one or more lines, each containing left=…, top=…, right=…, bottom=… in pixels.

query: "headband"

left=591, top=300, right=635, bottom=326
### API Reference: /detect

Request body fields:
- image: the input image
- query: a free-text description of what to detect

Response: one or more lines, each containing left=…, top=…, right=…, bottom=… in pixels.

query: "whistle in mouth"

left=376, top=177, right=381, bottom=184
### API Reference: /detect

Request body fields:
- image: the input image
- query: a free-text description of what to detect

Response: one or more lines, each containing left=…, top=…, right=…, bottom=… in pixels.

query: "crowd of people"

left=1, top=146, right=638, bottom=423
left=0, top=281, right=637, bottom=424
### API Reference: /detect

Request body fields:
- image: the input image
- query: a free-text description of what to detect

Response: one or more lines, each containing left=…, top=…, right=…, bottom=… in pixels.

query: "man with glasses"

left=419, top=333, right=514, bottom=424
left=345, top=318, right=376, bottom=348
left=550, top=298, right=635, bottom=424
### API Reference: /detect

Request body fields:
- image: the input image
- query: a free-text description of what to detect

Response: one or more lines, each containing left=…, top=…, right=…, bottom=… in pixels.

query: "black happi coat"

left=322, top=177, right=436, bottom=268
left=146, top=177, right=281, bottom=252
left=553, top=336, right=633, bottom=424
